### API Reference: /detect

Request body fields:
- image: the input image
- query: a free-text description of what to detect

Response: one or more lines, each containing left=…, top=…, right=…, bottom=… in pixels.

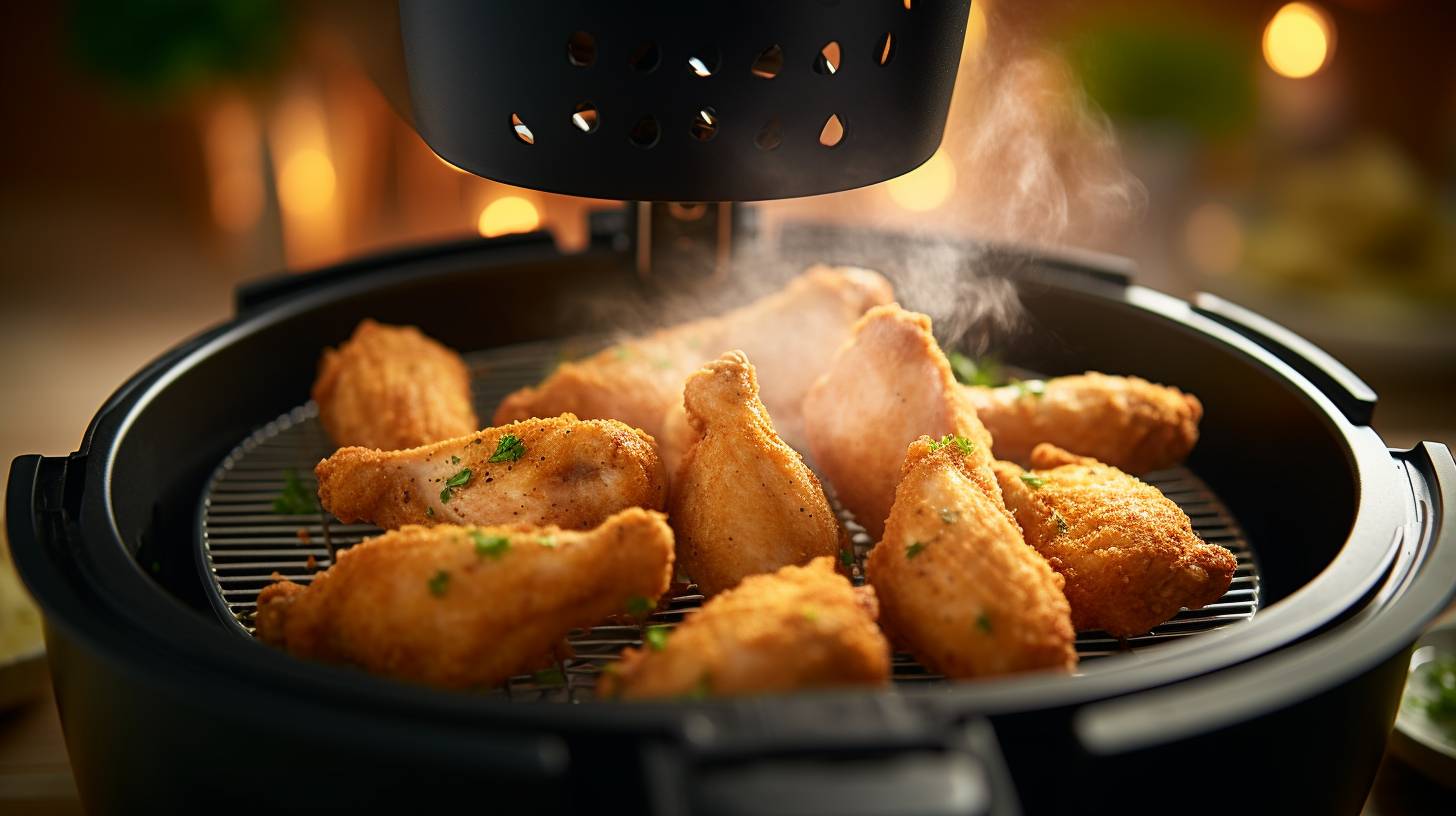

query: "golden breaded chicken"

left=963, top=372, right=1202, bottom=474
left=316, top=414, right=665, bottom=530
left=255, top=508, right=675, bottom=688
left=803, top=305, right=993, bottom=539
left=494, top=265, right=894, bottom=451
left=670, top=351, right=842, bottom=597
left=868, top=436, right=1076, bottom=678
left=600, top=557, right=890, bottom=698
left=312, top=319, right=478, bottom=450
left=993, top=444, right=1236, bottom=637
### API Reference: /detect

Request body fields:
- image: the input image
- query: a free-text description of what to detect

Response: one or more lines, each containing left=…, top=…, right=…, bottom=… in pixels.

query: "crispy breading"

left=803, top=305, right=994, bottom=539
left=315, top=414, right=665, bottom=530
left=493, top=265, right=894, bottom=453
left=670, top=352, right=842, bottom=597
left=312, top=319, right=478, bottom=450
left=600, top=557, right=890, bottom=698
left=255, top=508, right=675, bottom=688
left=868, top=437, right=1077, bottom=679
left=993, top=444, right=1236, bottom=637
left=963, top=372, right=1202, bottom=473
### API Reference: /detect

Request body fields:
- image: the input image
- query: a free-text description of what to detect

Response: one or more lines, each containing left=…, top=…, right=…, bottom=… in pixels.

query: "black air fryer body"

left=8, top=221, right=1454, bottom=815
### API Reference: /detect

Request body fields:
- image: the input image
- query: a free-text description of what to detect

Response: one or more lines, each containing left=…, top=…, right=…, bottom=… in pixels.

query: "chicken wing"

left=670, top=351, right=842, bottom=597
left=255, top=508, right=675, bottom=688
left=868, top=436, right=1076, bottom=678
left=993, top=444, right=1236, bottom=637
left=803, top=305, right=992, bottom=539
left=493, top=265, right=894, bottom=451
left=312, top=319, right=478, bottom=450
left=316, top=414, right=666, bottom=530
left=600, top=557, right=890, bottom=698
left=963, top=372, right=1202, bottom=474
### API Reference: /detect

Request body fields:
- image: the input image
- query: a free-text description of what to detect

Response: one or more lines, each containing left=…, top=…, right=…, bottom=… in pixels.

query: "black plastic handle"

left=1192, top=292, right=1377, bottom=426
left=6, top=454, right=74, bottom=555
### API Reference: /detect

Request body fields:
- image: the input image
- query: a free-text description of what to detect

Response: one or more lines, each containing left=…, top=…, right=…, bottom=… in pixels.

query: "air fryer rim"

left=7, top=234, right=1453, bottom=739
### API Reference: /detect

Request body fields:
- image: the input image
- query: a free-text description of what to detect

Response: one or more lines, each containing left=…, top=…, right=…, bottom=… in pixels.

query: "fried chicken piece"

left=963, top=373, right=1202, bottom=474
left=493, top=265, right=894, bottom=451
left=803, top=305, right=993, bottom=539
left=993, top=444, right=1236, bottom=637
left=316, top=414, right=665, bottom=530
left=670, top=352, right=842, bottom=597
left=255, top=508, right=675, bottom=688
left=312, top=319, right=478, bottom=450
left=600, top=557, right=890, bottom=698
left=868, top=436, right=1076, bottom=678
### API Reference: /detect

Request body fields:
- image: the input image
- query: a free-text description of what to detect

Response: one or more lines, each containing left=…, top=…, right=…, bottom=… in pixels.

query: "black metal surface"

left=7, top=231, right=1455, bottom=814
left=398, top=0, right=971, bottom=201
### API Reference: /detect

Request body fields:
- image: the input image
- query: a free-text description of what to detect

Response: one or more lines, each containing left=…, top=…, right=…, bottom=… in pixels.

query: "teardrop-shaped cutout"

left=629, top=116, right=660, bottom=148
left=628, top=42, right=660, bottom=73
left=756, top=117, right=783, bottom=151
left=567, top=32, right=596, bottom=67
left=751, top=45, right=783, bottom=79
left=818, top=114, right=845, bottom=148
left=572, top=103, right=599, bottom=133
left=814, top=41, right=841, bottom=75
left=511, top=113, right=535, bottom=145
left=690, top=107, right=719, bottom=141
left=876, top=32, right=895, bottom=66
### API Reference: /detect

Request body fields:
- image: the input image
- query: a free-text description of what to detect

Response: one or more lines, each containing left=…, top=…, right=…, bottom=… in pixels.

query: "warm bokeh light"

left=203, top=97, right=264, bottom=233
left=477, top=196, right=541, bottom=237
left=885, top=148, right=957, bottom=212
left=964, top=1, right=988, bottom=58
left=278, top=148, right=337, bottom=216
left=1263, top=3, right=1334, bottom=79
left=1184, top=202, right=1245, bottom=276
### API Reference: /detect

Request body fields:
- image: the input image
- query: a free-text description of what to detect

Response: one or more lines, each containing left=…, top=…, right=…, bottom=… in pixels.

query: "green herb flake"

left=928, top=435, right=975, bottom=456
left=1409, top=656, right=1456, bottom=729
left=427, top=570, right=451, bottom=597
left=449, top=455, right=461, bottom=465
left=626, top=595, right=655, bottom=617
left=1020, top=474, right=1046, bottom=490
left=272, top=468, right=316, bottom=515
left=425, top=506, right=435, bottom=519
left=905, top=541, right=927, bottom=559
left=802, top=607, right=819, bottom=622
left=470, top=530, right=510, bottom=560
left=977, top=613, right=993, bottom=634
left=538, top=536, right=557, bottom=548
left=948, top=352, right=1002, bottom=387
left=644, top=625, right=671, bottom=652
left=439, top=486, right=453, bottom=504
left=686, top=674, right=712, bottom=700
left=1052, top=510, right=1069, bottom=536
left=939, top=508, right=958, bottom=524
left=532, top=667, right=566, bottom=687
left=488, top=434, right=526, bottom=463
left=838, top=548, right=855, bottom=568
left=1013, top=379, right=1046, bottom=400
left=446, top=468, right=472, bottom=488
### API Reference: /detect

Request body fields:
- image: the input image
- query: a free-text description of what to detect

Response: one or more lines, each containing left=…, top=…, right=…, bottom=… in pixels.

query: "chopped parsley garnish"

left=449, top=455, right=461, bottom=465
left=538, top=536, right=557, bottom=548
left=626, top=595, right=655, bottom=617
left=1409, top=656, right=1456, bottom=733
left=977, top=612, right=993, bottom=633
left=906, top=541, right=927, bottom=559
left=532, top=667, right=566, bottom=687
left=939, top=508, right=958, bottom=524
left=1020, top=474, right=1046, bottom=489
left=272, top=468, right=316, bottom=515
left=1052, top=510, right=1069, bottom=535
left=425, top=506, right=435, bottom=518
left=488, top=434, right=526, bottom=463
left=1013, top=379, right=1046, bottom=400
left=928, top=434, right=975, bottom=456
left=470, top=530, right=509, bottom=559
left=644, top=625, right=671, bottom=651
left=427, top=570, right=451, bottom=597
left=948, top=352, right=1002, bottom=387
left=440, top=467, right=473, bottom=503
left=839, top=548, right=855, bottom=568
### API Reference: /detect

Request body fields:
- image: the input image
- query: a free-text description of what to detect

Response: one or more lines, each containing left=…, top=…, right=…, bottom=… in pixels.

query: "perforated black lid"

left=399, top=0, right=972, bottom=201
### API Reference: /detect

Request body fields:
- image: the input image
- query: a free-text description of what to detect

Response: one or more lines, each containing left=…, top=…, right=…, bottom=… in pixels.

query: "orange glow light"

left=278, top=148, right=337, bottom=216
left=1263, top=3, right=1334, bottom=79
left=477, top=196, right=541, bottom=237
left=886, top=148, right=957, bottom=212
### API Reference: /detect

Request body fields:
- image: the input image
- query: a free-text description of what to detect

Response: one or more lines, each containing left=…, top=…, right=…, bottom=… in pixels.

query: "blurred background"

left=0, top=2, right=1453, bottom=810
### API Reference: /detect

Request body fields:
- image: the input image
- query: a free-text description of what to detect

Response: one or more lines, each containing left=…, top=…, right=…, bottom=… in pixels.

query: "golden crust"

left=312, top=320, right=478, bottom=450
left=493, top=265, right=894, bottom=451
left=802, top=305, right=994, bottom=540
left=963, top=372, right=1202, bottom=474
left=600, top=557, right=890, bottom=698
left=256, top=508, right=675, bottom=688
left=867, top=437, right=1077, bottom=679
left=670, top=351, right=842, bottom=597
left=993, top=444, right=1236, bottom=637
left=315, top=414, right=666, bottom=530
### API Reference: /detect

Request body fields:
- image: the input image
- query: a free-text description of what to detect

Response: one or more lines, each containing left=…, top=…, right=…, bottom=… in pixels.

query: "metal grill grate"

left=200, top=338, right=1261, bottom=701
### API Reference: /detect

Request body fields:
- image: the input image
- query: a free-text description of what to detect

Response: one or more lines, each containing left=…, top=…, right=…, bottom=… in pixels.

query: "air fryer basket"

left=8, top=225, right=1455, bottom=814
